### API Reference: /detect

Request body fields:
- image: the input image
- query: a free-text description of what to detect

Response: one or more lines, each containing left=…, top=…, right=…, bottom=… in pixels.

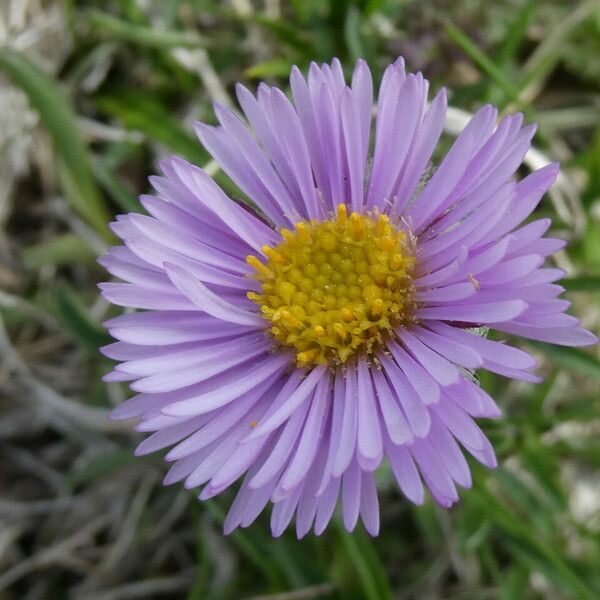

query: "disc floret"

left=247, top=205, right=415, bottom=367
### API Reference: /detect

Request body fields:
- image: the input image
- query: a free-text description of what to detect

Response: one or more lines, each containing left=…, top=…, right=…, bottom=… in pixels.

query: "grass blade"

left=519, top=1, right=599, bottom=99
left=470, top=486, right=597, bottom=599
left=96, top=88, right=209, bottom=165
left=23, top=234, right=97, bottom=268
left=245, top=58, right=295, bottom=80
left=338, top=527, right=393, bottom=600
left=87, top=9, right=207, bottom=49
left=0, top=48, right=111, bottom=239
left=444, top=19, right=520, bottom=103
left=56, top=286, right=111, bottom=350
left=204, top=501, right=286, bottom=590
left=495, top=0, right=537, bottom=67
left=562, top=276, right=600, bottom=291
left=93, top=155, right=143, bottom=213
left=530, top=342, right=600, bottom=380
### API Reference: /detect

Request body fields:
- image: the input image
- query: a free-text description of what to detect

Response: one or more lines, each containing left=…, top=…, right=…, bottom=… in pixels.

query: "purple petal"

left=163, top=353, right=290, bottom=416
left=372, top=369, right=413, bottom=445
left=387, top=339, right=442, bottom=403
left=317, top=373, right=346, bottom=494
left=245, top=366, right=329, bottom=440
left=411, top=325, right=483, bottom=370
left=359, top=472, right=380, bottom=536
left=356, top=358, right=383, bottom=471
left=385, top=436, right=424, bottom=504
left=342, top=457, right=361, bottom=532
left=415, top=300, right=527, bottom=323
left=494, top=322, right=597, bottom=347
left=341, top=88, right=366, bottom=212
left=351, top=59, right=373, bottom=167
left=427, top=322, right=538, bottom=371
left=99, top=282, right=195, bottom=311
left=332, top=364, right=359, bottom=476
left=396, top=330, right=460, bottom=386
left=392, top=87, right=447, bottom=213
left=378, top=353, right=431, bottom=438
left=279, top=375, right=330, bottom=492
left=249, top=382, right=311, bottom=489
left=165, top=263, right=263, bottom=327
left=315, top=476, right=341, bottom=535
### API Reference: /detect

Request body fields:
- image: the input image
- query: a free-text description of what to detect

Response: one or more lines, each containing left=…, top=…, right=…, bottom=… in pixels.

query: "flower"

left=99, top=57, right=597, bottom=538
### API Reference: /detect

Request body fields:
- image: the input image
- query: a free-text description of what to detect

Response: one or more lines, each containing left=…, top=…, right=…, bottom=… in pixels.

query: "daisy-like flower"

left=100, top=58, right=597, bottom=537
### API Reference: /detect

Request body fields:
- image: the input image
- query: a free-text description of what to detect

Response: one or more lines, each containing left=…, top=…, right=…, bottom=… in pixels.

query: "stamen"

left=247, top=204, right=415, bottom=367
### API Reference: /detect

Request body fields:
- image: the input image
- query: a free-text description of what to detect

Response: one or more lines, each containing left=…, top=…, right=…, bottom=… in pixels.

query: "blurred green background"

left=1, top=0, right=600, bottom=598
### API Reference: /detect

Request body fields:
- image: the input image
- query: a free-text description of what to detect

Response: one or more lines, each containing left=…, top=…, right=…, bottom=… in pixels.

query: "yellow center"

left=247, top=205, right=415, bottom=367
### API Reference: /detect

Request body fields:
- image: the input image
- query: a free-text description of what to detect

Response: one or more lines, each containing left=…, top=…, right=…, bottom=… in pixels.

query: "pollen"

left=247, top=205, right=415, bottom=367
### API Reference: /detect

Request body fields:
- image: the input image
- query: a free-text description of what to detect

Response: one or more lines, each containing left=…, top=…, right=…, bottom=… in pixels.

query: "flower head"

left=100, top=58, right=597, bottom=537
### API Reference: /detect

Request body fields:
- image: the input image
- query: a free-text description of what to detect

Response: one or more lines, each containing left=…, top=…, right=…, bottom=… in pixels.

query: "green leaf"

left=249, top=14, right=313, bottom=55
left=560, top=275, right=600, bottom=292
left=470, top=486, right=597, bottom=600
left=23, top=234, right=98, bottom=268
left=115, top=0, right=147, bottom=24
left=444, top=19, right=521, bottom=104
left=66, top=449, right=155, bottom=489
left=0, top=48, right=111, bottom=239
left=188, top=504, right=215, bottom=600
left=530, top=342, right=600, bottom=380
left=87, top=9, right=207, bottom=49
left=204, top=502, right=285, bottom=589
left=499, top=566, right=529, bottom=600
left=495, top=0, right=536, bottom=67
left=289, top=0, right=314, bottom=23
left=504, top=537, right=595, bottom=600
left=519, top=1, right=599, bottom=96
left=96, top=88, right=209, bottom=165
left=56, top=286, right=111, bottom=350
left=338, top=527, right=393, bottom=600
left=494, top=468, right=554, bottom=529
left=93, top=155, right=143, bottom=214
left=245, top=58, right=295, bottom=80
left=344, top=6, right=367, bottom=62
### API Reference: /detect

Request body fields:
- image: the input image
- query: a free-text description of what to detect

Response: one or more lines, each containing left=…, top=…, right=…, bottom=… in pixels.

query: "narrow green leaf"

left=0, top=48, right=111, bottom=239
left=93, top=156, right=143, bottom=213
left=499, top=565, right=530, bottom=600
left=66, top=449, right=156, bottom=489
left=344, top=6, right=367, bottom=62
left=494, top=468, right=548, bottom=519
left=188, top=504, right=214, bottom=600
left=551, top=438, right=600, bottom=467
left=204, top=501, right=285, bottom=589
left=87, top=9, right=207, bottom=49
left=478, top=540, right=502, bottom=584
left=289, top=0, right=313, bottom=23
left=96, top=88, right=209, bottom=165
left=530, top=341, right=600, bottom=380
left=496, top=0, right=536, bottom=67
left=245, top=58, right=295, bottom=80
left=338, top=528, right=393, bottom=600
left=23, top=234, right=98, bottom=268
left=249, top=15, right=313, bottom=55
left=470, top=486, right=597, bottom=599
left=504, top=537, right=595, bottom=600
left=562, top=276, right=600, bottom=291
left=56, top=286, right=111, bottom=350
left=364, top=0, right=387, bottom=17
left=519, top=1, right=599, bottom=96
left=444, top=20, right=521, bottom=102
left=115, top=0, right=147, bottom=24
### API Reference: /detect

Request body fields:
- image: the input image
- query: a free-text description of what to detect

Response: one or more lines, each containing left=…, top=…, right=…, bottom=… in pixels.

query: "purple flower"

left=99, top=58, right=597, bottom=538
